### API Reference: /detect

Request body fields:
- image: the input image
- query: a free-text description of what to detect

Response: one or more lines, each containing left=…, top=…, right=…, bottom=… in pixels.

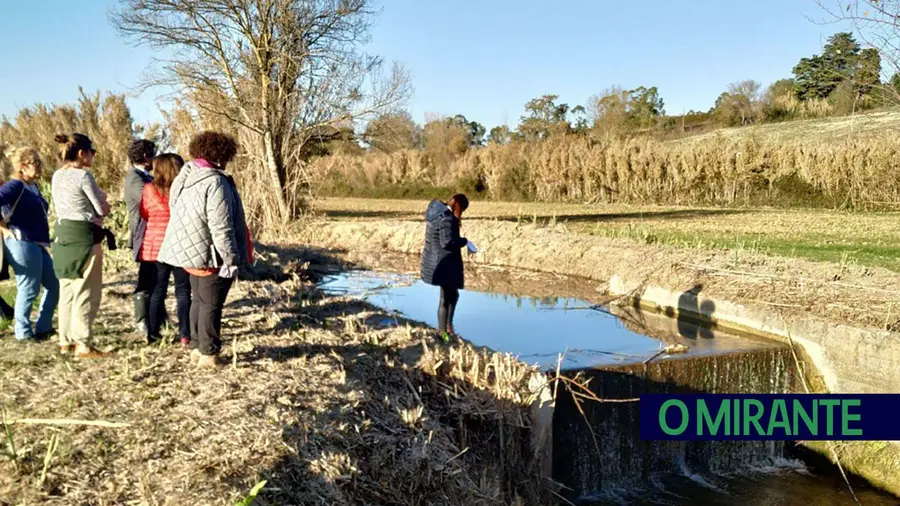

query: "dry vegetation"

left=0, top=244, right=553, bottom=506
left=674, top=109, right=900, bottom=144
left=311, top=116, right=900, bottom=209
left=316, top=197, right=900, bottom=272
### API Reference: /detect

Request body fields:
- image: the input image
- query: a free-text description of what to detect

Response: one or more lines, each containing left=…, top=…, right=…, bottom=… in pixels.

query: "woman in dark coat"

left=420, top=194, right=470, bottom=341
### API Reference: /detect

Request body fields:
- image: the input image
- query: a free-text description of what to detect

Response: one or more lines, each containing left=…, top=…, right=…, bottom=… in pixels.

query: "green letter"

left=659, top=400, right=689, bottom=436
left=734, top=397, right=741, bottom=435
left=820, top=399, right=840, bottom=436
left=793, top=399, right=818, bottom=436
left=743, top=399, right=766, bottom=435
left=698, top=399, right=730, bottom=436
left=767, top=399, right=791, bottom=436
left=842, top=399, right=863, bottom=437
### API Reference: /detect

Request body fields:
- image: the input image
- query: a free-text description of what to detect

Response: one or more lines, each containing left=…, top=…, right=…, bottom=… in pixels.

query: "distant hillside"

left=670, top=109, right=900, bottom=144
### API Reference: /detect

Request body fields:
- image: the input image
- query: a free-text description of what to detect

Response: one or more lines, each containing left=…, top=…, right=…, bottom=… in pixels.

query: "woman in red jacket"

left=139, top=153, right=192, bottom=345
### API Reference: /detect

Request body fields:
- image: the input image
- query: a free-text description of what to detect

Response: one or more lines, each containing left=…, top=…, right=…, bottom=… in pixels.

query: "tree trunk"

left=264, top=130, right=291, bottom=224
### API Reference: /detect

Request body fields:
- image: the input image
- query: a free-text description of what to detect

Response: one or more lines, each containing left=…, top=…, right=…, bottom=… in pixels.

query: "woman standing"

left=420, top=194, right=471, bottom=342
left=0, top=147, right=58, bottom=341
left=51, top=133, right=110, bottom=358
left=158, top=131, right=252, bottom=368
left=138, top=153, right=191, bottom=345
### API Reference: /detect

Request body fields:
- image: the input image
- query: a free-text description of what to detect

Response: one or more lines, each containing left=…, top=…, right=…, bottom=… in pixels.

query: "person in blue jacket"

left=420, top=194, right=470, bottom=342
left=0, top=147, right=58, bottom=341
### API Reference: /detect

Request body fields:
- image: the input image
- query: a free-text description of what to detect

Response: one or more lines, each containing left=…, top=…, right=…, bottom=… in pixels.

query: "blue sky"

left=0, top=0, right=852, bottom=130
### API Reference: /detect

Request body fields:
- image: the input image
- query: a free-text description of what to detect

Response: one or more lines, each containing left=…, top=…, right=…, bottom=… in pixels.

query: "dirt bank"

left=0, top=244, right=550, bottom=506
left=302, top=217, right=900, bottom=333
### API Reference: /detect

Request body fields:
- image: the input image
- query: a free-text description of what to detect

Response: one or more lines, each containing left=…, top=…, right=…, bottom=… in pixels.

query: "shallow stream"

left=319, top=268, right=898, bottom=505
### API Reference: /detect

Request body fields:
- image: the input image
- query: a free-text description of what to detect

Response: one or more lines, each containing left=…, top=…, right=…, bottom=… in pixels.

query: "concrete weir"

left=552, top=348, right=798, bottom=499
left=604, top=274, right=900, bottom=497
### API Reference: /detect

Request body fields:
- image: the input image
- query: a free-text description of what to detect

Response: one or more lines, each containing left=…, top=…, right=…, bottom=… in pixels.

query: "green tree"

left=792, top=32, right=872, bottom=101
left=449, top=115, right=486, bottom=146
left=518, top=95, right=572, bottom=140
left=487, top=125, right=513, bottom=145
left=628, top=86, right=665, bottom=129
left=856, top=48, right=881, bottom=96
left=588, top=86, right=664, bottom=134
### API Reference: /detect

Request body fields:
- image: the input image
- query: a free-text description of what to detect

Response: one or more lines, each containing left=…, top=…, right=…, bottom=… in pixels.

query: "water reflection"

left=319, top=270, right=779, bottom=371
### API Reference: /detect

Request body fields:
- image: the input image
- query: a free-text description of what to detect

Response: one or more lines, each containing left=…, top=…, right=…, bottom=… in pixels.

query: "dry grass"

left=310, top=120, right=900, bottom=208
left=316, top=197, right=900, bottom=272
left=0, top=243, right=550, bottom=506
left=675, top=109, right=900, bottom=144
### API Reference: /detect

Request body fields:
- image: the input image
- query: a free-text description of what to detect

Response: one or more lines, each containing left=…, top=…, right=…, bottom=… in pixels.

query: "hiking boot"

left=189, top=348, right=202, bottom=364
left=436, top=331, right=453, bottom=344
left=74, top=344, right=107, bottom=359
left=180, top=337, right=191, bottom=348
left=196, top=353, right=225, bottom=369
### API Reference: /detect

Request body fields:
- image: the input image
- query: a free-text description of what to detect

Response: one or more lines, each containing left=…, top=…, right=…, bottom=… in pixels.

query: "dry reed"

left=0, top=241, right=551, bottom=506
left=311, top=129, right=900, bottom=208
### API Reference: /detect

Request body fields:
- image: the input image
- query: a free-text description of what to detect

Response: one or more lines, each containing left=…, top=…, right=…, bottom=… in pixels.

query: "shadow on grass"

left=323, top=206, right=748, bottom=224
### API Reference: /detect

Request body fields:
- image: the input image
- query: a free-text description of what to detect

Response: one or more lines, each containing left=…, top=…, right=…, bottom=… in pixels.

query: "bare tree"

left=727, top=80, right=763, bottom=124
left=363, top=110, right=419, bottom=153
left=111, top=0, right=411, bottom=224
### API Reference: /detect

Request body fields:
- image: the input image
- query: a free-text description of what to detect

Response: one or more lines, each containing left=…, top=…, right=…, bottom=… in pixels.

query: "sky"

left=0, top=0, right=854, bottom=130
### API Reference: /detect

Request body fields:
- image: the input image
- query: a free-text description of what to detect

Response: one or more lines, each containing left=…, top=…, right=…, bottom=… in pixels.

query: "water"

left=318, top=268, right=899, bottom=504
left=319, top=269, right=781, bottom=370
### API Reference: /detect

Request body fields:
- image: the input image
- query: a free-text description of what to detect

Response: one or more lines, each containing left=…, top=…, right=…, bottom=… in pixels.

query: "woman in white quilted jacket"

left=157, top=131, right=252, bottom=369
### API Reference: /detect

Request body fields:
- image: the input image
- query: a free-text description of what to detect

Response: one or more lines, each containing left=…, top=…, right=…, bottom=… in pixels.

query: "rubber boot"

left=133, top=292, right=150, bottom=340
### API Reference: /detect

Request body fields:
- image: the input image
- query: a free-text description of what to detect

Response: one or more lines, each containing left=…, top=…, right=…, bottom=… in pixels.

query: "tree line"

left=352, top=31, right=896, bottom=160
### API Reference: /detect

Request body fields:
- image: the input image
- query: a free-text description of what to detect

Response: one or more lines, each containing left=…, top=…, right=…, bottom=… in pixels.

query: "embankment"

left=0, top=245, right=554, bottom=505
left=302, top=217, right=900, bottom=495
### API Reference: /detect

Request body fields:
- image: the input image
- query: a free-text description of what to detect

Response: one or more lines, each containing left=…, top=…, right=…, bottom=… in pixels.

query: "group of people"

left=0, top=130, right=252, bottom=368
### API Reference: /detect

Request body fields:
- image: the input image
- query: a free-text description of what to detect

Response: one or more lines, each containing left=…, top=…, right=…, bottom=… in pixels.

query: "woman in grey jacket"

left=158, top=131, right=251, bottom=368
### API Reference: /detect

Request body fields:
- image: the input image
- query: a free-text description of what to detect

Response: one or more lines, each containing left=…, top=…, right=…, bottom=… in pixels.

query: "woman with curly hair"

left=158, top=131, right=252, bottom=368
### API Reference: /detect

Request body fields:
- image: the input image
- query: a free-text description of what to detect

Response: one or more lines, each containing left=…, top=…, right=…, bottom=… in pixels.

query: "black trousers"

left=189, top=274, right=234, bottom=356
left=135, top=261, right=157, bottom=294
left=438, top=285, right=459, bottom=333
left=148, top=262, right=191, bottom=339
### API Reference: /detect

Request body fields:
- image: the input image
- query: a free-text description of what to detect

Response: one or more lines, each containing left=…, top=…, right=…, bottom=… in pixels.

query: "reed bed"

left=311, top=130, right=900, bottom=208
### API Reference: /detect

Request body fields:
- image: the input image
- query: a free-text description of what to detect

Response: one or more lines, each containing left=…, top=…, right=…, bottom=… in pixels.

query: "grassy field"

left=316, top=197, right=900, bottom=272
left=672, top=109, right=900, bottom=144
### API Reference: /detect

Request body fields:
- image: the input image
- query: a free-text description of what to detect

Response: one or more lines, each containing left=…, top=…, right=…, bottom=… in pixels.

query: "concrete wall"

left=606, top=274, right=900, bottom=496
left=607, top=275, right=900, bottom=395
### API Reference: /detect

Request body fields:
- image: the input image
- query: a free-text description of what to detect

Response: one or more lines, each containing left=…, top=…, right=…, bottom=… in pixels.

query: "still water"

left=319, top=269, right=899, bottom=505
left=319, top=269, right=780, bottom=370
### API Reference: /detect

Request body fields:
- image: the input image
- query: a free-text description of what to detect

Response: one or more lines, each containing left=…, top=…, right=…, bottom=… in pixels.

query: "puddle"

left=319, top=269, right=781, bottom=370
